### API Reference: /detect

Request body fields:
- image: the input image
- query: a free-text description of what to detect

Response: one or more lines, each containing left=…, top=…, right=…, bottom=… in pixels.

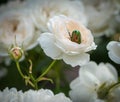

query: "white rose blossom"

left=81, top=0, right=117, bottom=37
left=24, top=0, right=87, bottom=31
left=0, top=87, right=72, bottom=102
left=0, top=1, right=41, bottom=56
left=107, top=41, right=120, bottom=64
left=69, top=61, right=119, bottom=102
left=38, top=15, right=96, bottom=67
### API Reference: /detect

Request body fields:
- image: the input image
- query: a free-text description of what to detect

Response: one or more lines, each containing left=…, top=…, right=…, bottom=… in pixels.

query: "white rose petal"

left=107, top=41, right=120, bottom=64
left=62, top=53, right=89, bottom=67
left=38, top=33, right=62, bottom=59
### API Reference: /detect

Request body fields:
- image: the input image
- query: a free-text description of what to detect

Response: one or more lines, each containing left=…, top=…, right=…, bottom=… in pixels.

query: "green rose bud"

left=9, top=46, right=23, bottom=61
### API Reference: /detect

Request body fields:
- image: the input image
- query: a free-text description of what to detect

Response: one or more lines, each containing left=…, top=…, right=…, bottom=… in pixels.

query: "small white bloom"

left=0, top=1, right=40, bottom=56
left=38, top=15, right=96, bottom=67
left=69, top=61, right=118, bottom=102
left=81, top=0, right=116, bottom=37
left=0, top=87, right=72, bottom=102
left=25, top=0, right=87, bottom=31
left=107, top=41, right=120, bottom=64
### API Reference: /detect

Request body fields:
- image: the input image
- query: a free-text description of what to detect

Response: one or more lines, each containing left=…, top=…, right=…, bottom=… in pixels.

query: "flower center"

left=68, top=30, right=81, bottom=44
left=97, top=82, right=120, bottom=101
left=97, top=83, right=110, bottom=100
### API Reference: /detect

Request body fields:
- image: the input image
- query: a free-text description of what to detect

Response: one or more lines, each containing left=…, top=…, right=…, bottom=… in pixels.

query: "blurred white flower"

left=107, top=41, right=120, bottom=64
left=38, top=15, right=96, bottom=67
left=0, top=56, right=11, bottom=66
left=24, top=0, right=87, bottom=31
left=114, top=0, right=120, bottom=24
left=69, top=61, right=119, bottom=102
left=0, top=67, right=7, bottom=79
left=115, top=11, right=120, bottom=23
left=0, top=0, right=26, bottom=13
left=81, top=0, right=116, bottom=37
left=114, top=0, right=120, bottom=10
left=0, top=87, right=72, bottom=102
left=0, top=0, right=41, bottom=56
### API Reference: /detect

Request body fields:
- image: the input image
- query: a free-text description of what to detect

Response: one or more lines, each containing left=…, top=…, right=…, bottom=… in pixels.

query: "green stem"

left=29, top=73, right=35, bottom=82
left=16, top=61, right=25, bottom=78
left=36, top=60, right=57, bottom=81
left=109, top=82, right=120, bottom=93
left=16, top=60, right=38, bottom=90
left=29, top=73, right=38, bottom=90
left=27, top=80, right=35, bottom=88
left=34, top=82, right=38, bottom=90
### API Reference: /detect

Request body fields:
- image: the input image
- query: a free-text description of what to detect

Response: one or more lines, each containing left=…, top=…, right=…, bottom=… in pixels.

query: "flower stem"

left=29, top=73, right=38, bottom=90
left=109, top=82, right=120, bottom=93
left=35, top=81, right=38, bottom=90
left=16, top=61, right=25, bottom=79
left=36, top=60, right=57, bottom=81
left=15, top=60, right=39, bottom=90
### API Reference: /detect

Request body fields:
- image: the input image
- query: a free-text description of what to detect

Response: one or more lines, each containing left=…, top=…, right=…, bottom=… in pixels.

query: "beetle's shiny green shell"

left=71, top=30, right=81, bottom=44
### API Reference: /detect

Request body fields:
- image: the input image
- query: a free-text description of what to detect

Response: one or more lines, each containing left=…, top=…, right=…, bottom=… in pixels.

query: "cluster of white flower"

left=0, top=0, right=120, bottom=102
left=0, top=88, right=72, bottom=102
